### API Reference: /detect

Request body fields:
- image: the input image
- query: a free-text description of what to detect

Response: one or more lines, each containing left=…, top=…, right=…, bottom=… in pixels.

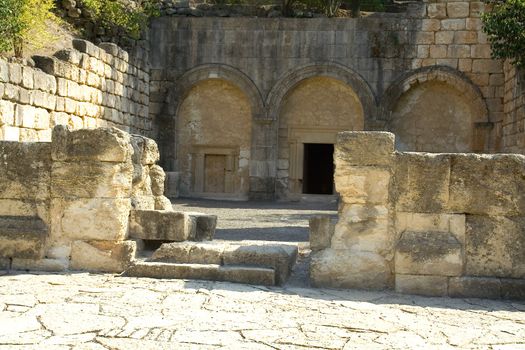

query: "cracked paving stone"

left=0, top=273, right=524, bottom=349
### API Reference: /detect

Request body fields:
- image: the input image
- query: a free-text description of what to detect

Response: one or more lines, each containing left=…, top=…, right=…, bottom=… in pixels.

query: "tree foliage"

left=482, top=0, right=525, bottom=67
left=79, top=0, right=160, bottom=39
left=0, top=0, right=57, bottom=57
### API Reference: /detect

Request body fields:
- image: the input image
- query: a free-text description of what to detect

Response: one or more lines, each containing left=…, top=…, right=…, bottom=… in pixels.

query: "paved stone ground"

left=0, top=272, right=524, bottom=349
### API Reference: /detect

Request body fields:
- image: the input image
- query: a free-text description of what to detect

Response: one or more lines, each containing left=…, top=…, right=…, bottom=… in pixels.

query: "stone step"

left=0, top=216, right=48, bottom=260
left=123, top=261, right=275, bottom=286
left=149, top=241, right=298, bottom=285
left=129, top=210, right=217, bottom=242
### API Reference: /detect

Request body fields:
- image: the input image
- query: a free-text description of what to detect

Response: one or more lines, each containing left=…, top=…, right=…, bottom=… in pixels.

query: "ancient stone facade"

left=310, top=131, right=525, bottom=299
left=0, top=39, right=151, bottom=142
left=149, top=0, right=525, bottom=200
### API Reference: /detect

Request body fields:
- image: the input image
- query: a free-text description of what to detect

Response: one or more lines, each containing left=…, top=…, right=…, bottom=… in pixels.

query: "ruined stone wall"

left=150, top=0, right=505, bottom=199
left=502, top=63, right=525, bottom=154
left=0, top=126, right=171, bottom=272
left=0, top=39, right=151, bottom=142
left=310, top=132, right=525, bottom=299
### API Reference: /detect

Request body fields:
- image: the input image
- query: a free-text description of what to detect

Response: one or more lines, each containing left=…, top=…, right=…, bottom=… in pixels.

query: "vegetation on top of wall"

left=77, top=0, right=161, bottom=40
left=482, top=0, right=525, bottom=68
left=0, top=0, right=59, bottom=57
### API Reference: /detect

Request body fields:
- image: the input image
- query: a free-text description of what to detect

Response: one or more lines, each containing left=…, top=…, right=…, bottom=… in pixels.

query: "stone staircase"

left=124, top=208, right=299, bottom=286
left=124, top=241, right=298, bottom=286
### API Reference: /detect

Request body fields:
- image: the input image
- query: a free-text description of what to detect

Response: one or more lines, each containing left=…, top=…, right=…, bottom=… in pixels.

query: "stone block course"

left=0, top=216, right=47, bottom=259
left=395, top=274, right=449, bottom=297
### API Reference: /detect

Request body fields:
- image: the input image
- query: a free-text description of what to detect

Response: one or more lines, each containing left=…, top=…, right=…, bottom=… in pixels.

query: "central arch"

left=267, top=64, right=374, bottom=200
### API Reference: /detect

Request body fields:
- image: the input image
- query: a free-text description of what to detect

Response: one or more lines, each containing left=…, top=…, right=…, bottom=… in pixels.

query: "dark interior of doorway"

left=302, top=143, right=334, bottom=195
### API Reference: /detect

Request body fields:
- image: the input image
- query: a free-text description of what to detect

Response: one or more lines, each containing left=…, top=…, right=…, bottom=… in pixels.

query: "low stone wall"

left=0, top=126, right=171, bottom=272
left=310, top=131, right=525, bottom=299
left=0, top=39, right=150, bottom=142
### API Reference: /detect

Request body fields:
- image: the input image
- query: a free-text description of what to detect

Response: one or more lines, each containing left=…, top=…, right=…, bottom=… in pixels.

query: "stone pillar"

left=310, top=131, right=395, bottom=289
left=47, top=126, right=136, bottom=272
left=249, top=119, right=277, bottom=200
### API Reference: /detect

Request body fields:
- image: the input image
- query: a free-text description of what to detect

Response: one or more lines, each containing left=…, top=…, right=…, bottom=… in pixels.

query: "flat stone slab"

left=129, top=210, right=217, bottom=242
left=0, top=216, right=47, bottom=259
left=129, top=210, right=192, bottom=241
left=123, top=261, right=275, bottom=286
left=151, top=241, right=298, bottom=285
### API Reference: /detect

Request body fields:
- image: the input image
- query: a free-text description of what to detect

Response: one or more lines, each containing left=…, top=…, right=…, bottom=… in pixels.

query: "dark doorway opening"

left=302, top=143, right=334, bottom=194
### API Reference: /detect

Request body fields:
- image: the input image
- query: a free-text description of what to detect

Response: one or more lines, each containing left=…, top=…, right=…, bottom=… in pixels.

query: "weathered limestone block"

left=310, top=249, right=392, bottom=289
left=0, top=258, right=9, bottom=269
left=0, top=142, right=51, bottom=201
left=131, top=195, right=155, bottom=210
left=149, top=165, right=166, bottom=196
left=395, top=212, right=466, bottom=245
left=223, top=244, right=297, bottom=285
left=51, top=125, right=132, bottom=163
left=186, top=212, right=217, bottom=241
left=335, top=132, right=394, bottom=167
left=393, top=153, right=451, bottom=213
left=395, top=231, right=463, bottom=276
left=0, top=199, right=49, bottom=223
left=449, top=154, right=525, bottom=216
left=51, top=161, right=133, bottom=198
left=152, top=241, right=224, bottom=264
left=221, top=265, right=276, bottom=286
left=395, top=274, right=448, bottom=297
left=164, top=171, right=180, bottom=198
left=501, top=279, right=525, bottom=300
left=154, top=196, right=173, bottom=211
left=70, top=240, right=136, bottom=273
left=129, top=210, right=195, bottom=241
left=124, top=262, right=276, bottom=286
left=465, top=215, right=525, bottom=279
left=335, top=167, right=390, bottom=204
left=0, top=216, right=47, bottom=259
left=130, top=134, right=160, bottom=165
left=11, top=258, right=68, bottom=272
left=309, top=215, right=336, bottom=251
left=73, top=39, right=101, bottom=59
left=448, top=277, right=501, bottom=299
left=330, top=204, right=392, bottom=254
left=50, top=198, right=130, bottom=241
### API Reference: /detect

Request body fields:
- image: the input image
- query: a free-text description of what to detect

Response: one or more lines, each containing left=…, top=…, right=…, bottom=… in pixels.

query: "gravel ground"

left=171, top=198, right=338, bottom=287
left=171, top=198, right=338, bottom=243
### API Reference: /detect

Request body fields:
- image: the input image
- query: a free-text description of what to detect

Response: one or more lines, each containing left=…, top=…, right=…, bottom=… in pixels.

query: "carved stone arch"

left=380, top=65, right=489, bottom=124
left=267, top=63, right=377, bottom=199
left=170, top=64, right=265, bottom=119
left=266, top=62, right=378, bottom=123
left=380, top=65, right=491, bottom=152
left=158, top=64, right=265, bottom=172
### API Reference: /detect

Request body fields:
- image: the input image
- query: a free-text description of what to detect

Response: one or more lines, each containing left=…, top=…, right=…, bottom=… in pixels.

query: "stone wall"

left=0, top=126, right=171, bottom=272
left=502, top=62, right=525, bottom=154
left=0, top=39, right=151, bottom=142
left=150, top=0, right=505, bottom=199
left=310, top=131, right=525, bottom=299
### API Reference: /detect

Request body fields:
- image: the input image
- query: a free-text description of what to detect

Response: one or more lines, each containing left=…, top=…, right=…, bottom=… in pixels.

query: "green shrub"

left=79, top=0, right=160, bottom=40
left=0, top=0, right=57, bottom=57
left=482, top=0, right=525, bottom=67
